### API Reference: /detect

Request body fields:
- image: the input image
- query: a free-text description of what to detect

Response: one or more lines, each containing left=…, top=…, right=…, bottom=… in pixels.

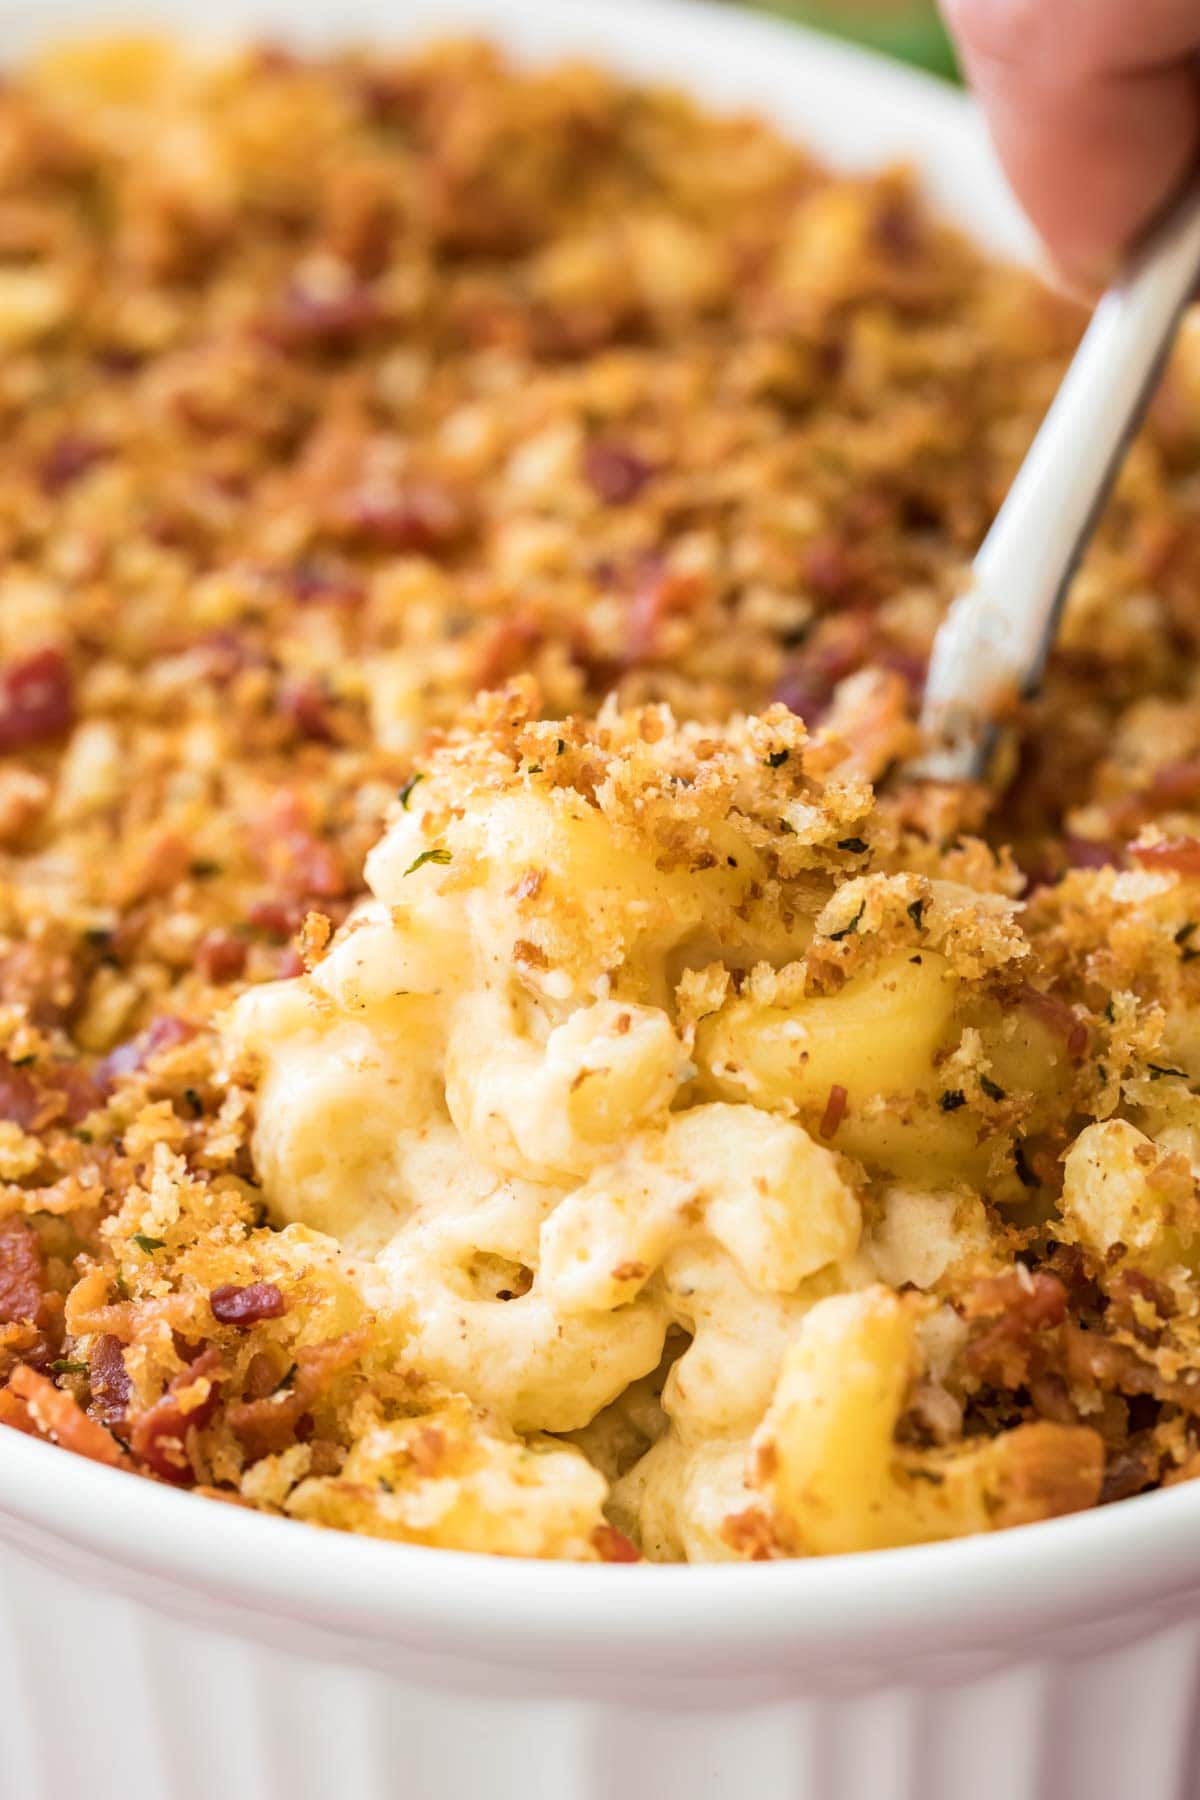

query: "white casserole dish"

left=2, top=3, right=1199, bottom=1796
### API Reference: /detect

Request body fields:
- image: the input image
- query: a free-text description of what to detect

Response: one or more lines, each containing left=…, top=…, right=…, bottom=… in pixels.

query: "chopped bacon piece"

left=583, top=441, right=652, bottom=505
left=96, top=1015, right=197, bottom=1092
left=7, top=1364, right=125, bottom=1466
left=965, top=1269, right=1067, bottom=1382
left=624, top=560, right=703, bottom=665
left=1132, top=837, right=1200, bottom=876
left=0, top=1061, right=40, bottom=1129
left=209, top=1281, right=286, bottom=1327
left=591, top=1523, right=641, bottom=1563
left=196, top=929, right=247, bottom=984
left=285, top=563, right=366, bottom=609
left=89, top=1333, right=131, bottom=1428
left=0, top=648, right=74, bottom=753
left=476, top=615, right=541, bottom=690
left=245, top=897, right=303, bottom=940
left=227, top=1328, right=366, bottom=1461
left=129, top=1347, right=223, bottom=1485
left=333, top=478, right=470, bottom=555
left=278, top=677, right=338, bottom=743
left=818, top=1082, right=848, bottom=1140
left=39, top=434, right=107, bottom=495
left=259, top=283, right=380, bottom=352
left=0, top=1217, right=46, bottom=1325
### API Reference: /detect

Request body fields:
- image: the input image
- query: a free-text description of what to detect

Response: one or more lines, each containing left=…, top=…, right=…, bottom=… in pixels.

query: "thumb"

left=942, top=0, right=1200, bottom=288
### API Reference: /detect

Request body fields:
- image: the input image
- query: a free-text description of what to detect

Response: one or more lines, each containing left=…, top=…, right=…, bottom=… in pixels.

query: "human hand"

left=941, top=0, right=1200, bottom=288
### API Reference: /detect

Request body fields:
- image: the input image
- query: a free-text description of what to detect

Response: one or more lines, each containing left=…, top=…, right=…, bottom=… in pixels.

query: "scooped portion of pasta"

left=222, top=678, right=1200, bottom=1559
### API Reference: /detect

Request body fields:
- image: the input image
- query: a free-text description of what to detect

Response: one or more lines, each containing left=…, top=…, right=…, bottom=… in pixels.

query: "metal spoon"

left=916, top=181, right=1200, bottom=782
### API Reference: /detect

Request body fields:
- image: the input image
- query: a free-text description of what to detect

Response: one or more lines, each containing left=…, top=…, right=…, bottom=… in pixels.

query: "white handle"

left=918, top=180, right=1200, bottom=780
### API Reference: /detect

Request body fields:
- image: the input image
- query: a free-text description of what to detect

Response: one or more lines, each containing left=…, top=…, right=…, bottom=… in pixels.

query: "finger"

left=942, top=0, right=1200, bottom=287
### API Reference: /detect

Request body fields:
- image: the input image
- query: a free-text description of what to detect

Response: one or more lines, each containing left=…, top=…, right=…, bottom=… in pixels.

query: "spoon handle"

left=918, top=179, right=1200, bottom=781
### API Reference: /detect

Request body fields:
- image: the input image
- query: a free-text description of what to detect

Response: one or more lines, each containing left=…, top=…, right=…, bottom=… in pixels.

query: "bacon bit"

left=774, top=611, right=873, bottom=726
left=476, top=614, right=542, bottom=689
left=196, top=929, right=247, bottom=984
left=1066, top=1019, right=1089, bottom=1060
left=96, top=1015, right=196, bottom=1092
left=275, top=945, right=305, bottom=979
left=818, top=1082, right=848, bottom=1140
left=54, top=1061, right=103, bottom=1124
left=0, top=1060, right=40, bottom=1129
left=1132, top=837, right=1200, bottom=876
left=333, top=478, right=470, bottom=555
left=278, top=677, right=338, bottom=743
left=802, top=536, right=858, bottom=605
left=129, top=1346, right=223, bottom=1485
left=227, top=1327, right=367, bottom=1462
left=89, top=1333, right=131, bottom=1428
left=0, top=647, right=74, bottom=753
left=1064, top=835, right=1119, bottom=871
left=39, top=434, right=107, bottom=495
left=242, top=1351, right=280, bottom=1400
left=624, top=560, right=703, bottom=665
left=285, top=563, right=366, bottom=609
left=1099, top=1448, right=1154, bottom=1505
left=0, top=1386, right=36, bottom=1435
left=7, top=1364, right=126, bottom=1466
left=512, top=937, right=548, bottom=970
left=1027, top=1370, right=1078, bottom=1425
left=591, top=1522, right=641, bottom=1563
left=0, top=1218, right=46, bottom=1326
left=1061, top=1321, right=1200, bottom=1411
left=245, top=897, right=303, bottom=940
left=255, top=795, right=351, bottom=902
left=259, top=283, right=380, bottom=352
left=965, top=1269, right=1067, bottom=1382
left=720, top=1505, right=780, bottom=1561
left=1143, top=759, right=1200, bottom=809
left=209, top=1281, right=286, bottom=1327
left=583, top=441, right=652, bottom=505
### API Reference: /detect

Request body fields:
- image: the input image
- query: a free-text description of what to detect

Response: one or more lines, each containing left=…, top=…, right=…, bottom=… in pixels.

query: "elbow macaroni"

left=226, top=690, right=1150, bottom=1560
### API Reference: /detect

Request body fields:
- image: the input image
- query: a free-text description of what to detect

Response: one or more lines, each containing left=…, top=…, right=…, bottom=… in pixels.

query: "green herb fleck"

left=398, top=772, right=426, bottom=810
left=378, top=1477, right=395, bottom=1494
left=189, top=859, right=222, bottom=879
left=10, top=1054, right=35, bottom=1069
left=50, top=1359, right=88, bottom=1376
left=907, top=899, right=926, bottom=931
left=273, top=1363, right=299, bottom=1395
left=765, top=748, right=790, bottom=768
left=829, top=903, right=865, bottom=942
left=837, top=837, right=868, bottom=854
left=979, top=1076, right=1007, bottom=1102
left=1147, top=1063, right=1188, bottom=1081
left=779, top=819, right=797, bottom=836
left=74, top=1128, right=93, bottom=1144
left=556, top=739, right=566, bottom=756
left=1176, top=921, right=1197, bottom=946
left=132, top=1233, right=166, bottom=1253
left=939, top=1089, right=966, bottom=1113
left=1104, top=999, right=1116, bottom=1023
left=1013, top=1143, right=1038, bottom=1189
left=526, top=763, right=543, bottom=775
left=403, top=847, right=452, bottom=877
left=182, top=1087, right=204, bottom=1118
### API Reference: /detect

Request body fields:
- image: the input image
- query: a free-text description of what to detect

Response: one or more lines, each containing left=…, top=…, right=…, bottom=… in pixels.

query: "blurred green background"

left=748, top=2, right=959, bottom=80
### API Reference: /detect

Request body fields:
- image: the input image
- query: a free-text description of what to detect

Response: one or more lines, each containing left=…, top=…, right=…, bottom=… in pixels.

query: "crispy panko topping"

left=7, top=34, right=1200, bottom=1559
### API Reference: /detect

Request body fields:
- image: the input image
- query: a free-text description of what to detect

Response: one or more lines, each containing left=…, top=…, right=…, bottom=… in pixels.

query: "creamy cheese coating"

left=227, top=688, right=1108, bottom=1558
